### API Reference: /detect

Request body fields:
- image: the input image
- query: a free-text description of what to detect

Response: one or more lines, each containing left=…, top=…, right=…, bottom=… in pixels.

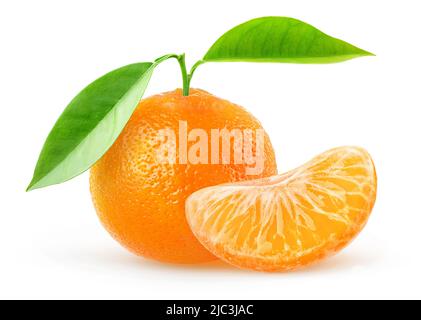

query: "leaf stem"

left=189, top=60, right=205, bottom=85
left=154, top=54, right=179, bottom=64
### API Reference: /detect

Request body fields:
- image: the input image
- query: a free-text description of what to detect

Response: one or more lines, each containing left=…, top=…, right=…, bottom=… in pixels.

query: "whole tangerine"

left=90, top=88, right=277, bottom=263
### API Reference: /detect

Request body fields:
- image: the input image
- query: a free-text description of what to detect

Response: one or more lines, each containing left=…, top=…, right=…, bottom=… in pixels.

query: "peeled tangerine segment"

left=186, top=146, right=377, bottom=271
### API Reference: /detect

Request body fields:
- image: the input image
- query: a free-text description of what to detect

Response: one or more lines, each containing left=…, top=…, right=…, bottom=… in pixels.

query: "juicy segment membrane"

left=186, top=146, right=377, bottom=271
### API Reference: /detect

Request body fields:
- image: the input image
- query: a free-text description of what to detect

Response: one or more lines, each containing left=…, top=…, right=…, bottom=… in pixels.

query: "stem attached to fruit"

left=176, top=55, right=206, bottom=96
left=155, top=54, right=205, bottom=97
left=177, top=54, right=190, bottom=96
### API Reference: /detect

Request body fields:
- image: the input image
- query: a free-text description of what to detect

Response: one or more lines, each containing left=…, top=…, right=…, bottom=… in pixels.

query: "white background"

left=1, top=0, right=420, bottom=300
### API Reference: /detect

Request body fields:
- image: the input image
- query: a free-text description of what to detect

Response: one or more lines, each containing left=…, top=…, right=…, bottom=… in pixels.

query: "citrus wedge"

left=186, top=146, right=377, bottom=271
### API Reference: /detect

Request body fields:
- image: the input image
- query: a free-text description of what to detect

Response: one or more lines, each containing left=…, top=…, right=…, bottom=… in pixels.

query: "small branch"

left=177, top=54, right=190, bottom=96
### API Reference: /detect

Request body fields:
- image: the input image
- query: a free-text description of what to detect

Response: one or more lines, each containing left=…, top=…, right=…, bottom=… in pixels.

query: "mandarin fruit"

left=186, top=146, right=377, bottom=271
left=90, top=88, right=277, bottom=264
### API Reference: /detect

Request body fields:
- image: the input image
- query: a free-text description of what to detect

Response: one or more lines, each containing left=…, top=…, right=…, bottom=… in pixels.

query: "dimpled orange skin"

left=90, top=89, right=278, bottom=264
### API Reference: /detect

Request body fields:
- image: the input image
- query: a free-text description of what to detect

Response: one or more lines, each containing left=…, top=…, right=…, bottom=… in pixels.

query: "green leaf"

left=203, top=17, right=374, bottom=64
left=27, top=62, right=156, bottom=191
